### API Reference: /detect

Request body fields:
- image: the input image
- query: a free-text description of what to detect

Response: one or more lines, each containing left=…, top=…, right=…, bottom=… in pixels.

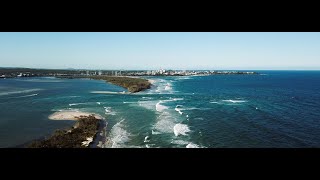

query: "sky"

left=0, top=32, right=320, bottom=70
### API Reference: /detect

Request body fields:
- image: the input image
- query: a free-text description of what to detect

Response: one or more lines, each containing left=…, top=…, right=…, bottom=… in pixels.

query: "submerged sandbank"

left=48, top=111, right=103, bottom=120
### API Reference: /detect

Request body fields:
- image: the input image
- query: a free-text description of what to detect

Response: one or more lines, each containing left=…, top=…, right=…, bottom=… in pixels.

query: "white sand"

left=49, top=111, right=103, bottom=120
left=82, top=137, right=94, bottom=147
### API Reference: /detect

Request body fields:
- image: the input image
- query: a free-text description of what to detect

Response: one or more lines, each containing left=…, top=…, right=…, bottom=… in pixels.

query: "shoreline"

left=89, top=76, right=152, bottom=93
left=28, top=113, right=104, bottom=148
left=48, top=110, right=104, bottom=121
left=27, top=110, right=105, bottom=148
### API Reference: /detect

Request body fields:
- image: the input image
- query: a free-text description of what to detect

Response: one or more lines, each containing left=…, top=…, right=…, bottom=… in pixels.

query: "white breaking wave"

left=164, top=83, right=172, bottom=91
left=156, top=101, right=168, bottom=112
left=173, top=98, right=184, bottom=101
left=179, top=107, right=211, bottom=111
left=0, top=89, right=42, bottom=96
left=69, top=103, right=88, bottom=106
left=13, top=93, right=38, bottom=98
left=145, top=144, right=156, bottom=148
left=123, top=101, right=136, bottom=104
left=186, top=143, right=200, bottom=148
left=174, top=107, right=183, bottom=115
left=144, top=136, right=150, bottom=143
left=209, top=101, right=219, bottom=104
left=104, top=107, right=116, bottom=115
left=54, top=108, right=80, bottom=112
left=68, top=96, right=80, bottom=98
left=91, top=91, right=128, bottom=94
left=177, top=77, right=192, bottom=80
left=149, top=79, right=174, bottom=94
left=97, top=102, right=101, bottom=105
left=20, top=93, right=38, bottom=97
left=142, top=97, right=153, bottom=99
left=153, top=112, right=176, bottom=133
left=171, top=140, right=189, bottom=145
left=222, top=100, right=247, bottom=103
left=152, top=130, right=161, bottom=135
left=138, top=100, right=158, bottom=111
left=109, top=119, right=131, bottom=148
left=173, top=123, right=190, bottom=136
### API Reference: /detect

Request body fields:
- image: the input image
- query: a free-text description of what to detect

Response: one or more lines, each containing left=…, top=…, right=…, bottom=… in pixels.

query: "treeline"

left=28, top=115, right=100, bottom=148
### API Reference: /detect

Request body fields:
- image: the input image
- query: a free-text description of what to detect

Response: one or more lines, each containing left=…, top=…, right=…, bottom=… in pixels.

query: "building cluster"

left=0, top=68, right=258, bottom=79
left=124, top=69, right=257, bottom=76
left=0, top=72, right=37, bottom=78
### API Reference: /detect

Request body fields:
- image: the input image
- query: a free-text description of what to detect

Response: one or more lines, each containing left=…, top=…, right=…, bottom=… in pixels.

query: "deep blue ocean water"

left=0, top=71, right=320, bottom=148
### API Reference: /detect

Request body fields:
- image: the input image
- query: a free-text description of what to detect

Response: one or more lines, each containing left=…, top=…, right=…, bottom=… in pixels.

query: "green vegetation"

left=28, top=115, right=100, bottom=148
left=90, top=76, right=151, bottom=93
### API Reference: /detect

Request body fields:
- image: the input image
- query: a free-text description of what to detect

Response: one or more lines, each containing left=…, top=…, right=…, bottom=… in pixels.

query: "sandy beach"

left=49, top=111, right=103, bottom=120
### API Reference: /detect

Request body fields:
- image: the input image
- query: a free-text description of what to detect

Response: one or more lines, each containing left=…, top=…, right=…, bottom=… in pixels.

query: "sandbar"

left=49, top=111, right=103, bottom=120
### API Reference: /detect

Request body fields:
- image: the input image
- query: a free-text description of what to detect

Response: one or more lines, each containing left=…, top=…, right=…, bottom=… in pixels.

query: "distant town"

left=0, top=68, right=258, bottom=78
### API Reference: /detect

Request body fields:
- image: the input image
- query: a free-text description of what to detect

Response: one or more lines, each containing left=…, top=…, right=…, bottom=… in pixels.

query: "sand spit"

left=49, top=111, right=103, bottom=120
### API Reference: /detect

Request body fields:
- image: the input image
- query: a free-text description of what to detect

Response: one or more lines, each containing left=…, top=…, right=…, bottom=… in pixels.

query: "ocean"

left=0, top=71, right=320, bottom=148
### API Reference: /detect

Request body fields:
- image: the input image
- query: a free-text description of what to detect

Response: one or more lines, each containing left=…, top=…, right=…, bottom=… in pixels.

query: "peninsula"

left=89, top=76, right=151, bottom=93
left=28, top=115, right=102, bottom=148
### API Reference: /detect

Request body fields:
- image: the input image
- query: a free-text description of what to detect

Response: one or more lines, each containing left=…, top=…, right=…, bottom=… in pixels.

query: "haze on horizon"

left=0, top=32, right=320, bottom=70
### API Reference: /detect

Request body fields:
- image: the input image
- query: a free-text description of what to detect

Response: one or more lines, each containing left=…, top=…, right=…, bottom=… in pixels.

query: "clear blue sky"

left=0, top=32, right=320, bottom=70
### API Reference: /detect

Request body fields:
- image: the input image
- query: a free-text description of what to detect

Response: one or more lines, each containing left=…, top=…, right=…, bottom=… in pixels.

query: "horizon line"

left=1, top=66, right=320, bottom=71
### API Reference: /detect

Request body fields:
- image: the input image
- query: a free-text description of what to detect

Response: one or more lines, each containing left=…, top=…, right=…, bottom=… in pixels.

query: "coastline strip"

left=48, top=111, right=103, bottom=121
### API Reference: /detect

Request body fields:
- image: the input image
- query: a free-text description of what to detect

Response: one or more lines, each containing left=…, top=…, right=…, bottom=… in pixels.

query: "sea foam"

left=104, top=107, right=116, bottom=115
left=164, top=83, right=172, bottom=91
left=209, top=101, right=219, bottom=104
left=0, top=89, right=42, bottom=96
left=186, top=143, right=200, bottom=148
left=69, top=102, right=88, bottom=106
left=152, top=130, right=161, bottom=135
left=171, top=140, right=189, bottom=145
left=153, top=112, right=176, bottom=133
left=109, top=119, right=130, bottom=148
left=222, top=100, right=247, bottom=103
left=174, top=106, right=183, bottom=115
left=173, top=98, right=184, bottom=101
left=156, top=101, right=168, bottom=112
left=144, top=136, right=150, bottom=143
left=13, top=93, right=38, bottom=98
left=173, top=123, right=190, bottom=136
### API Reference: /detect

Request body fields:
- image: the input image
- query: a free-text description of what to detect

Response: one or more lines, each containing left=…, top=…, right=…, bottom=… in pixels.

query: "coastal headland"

left=27, top=76, right=152, bottom=148
left=28, top=114, right=102, bottom=148
left=88, top=76, right=151, bottom=93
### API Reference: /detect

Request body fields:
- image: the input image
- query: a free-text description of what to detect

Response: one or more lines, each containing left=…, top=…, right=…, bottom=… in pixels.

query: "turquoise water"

left=1, top=71, right=320, bottom=148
